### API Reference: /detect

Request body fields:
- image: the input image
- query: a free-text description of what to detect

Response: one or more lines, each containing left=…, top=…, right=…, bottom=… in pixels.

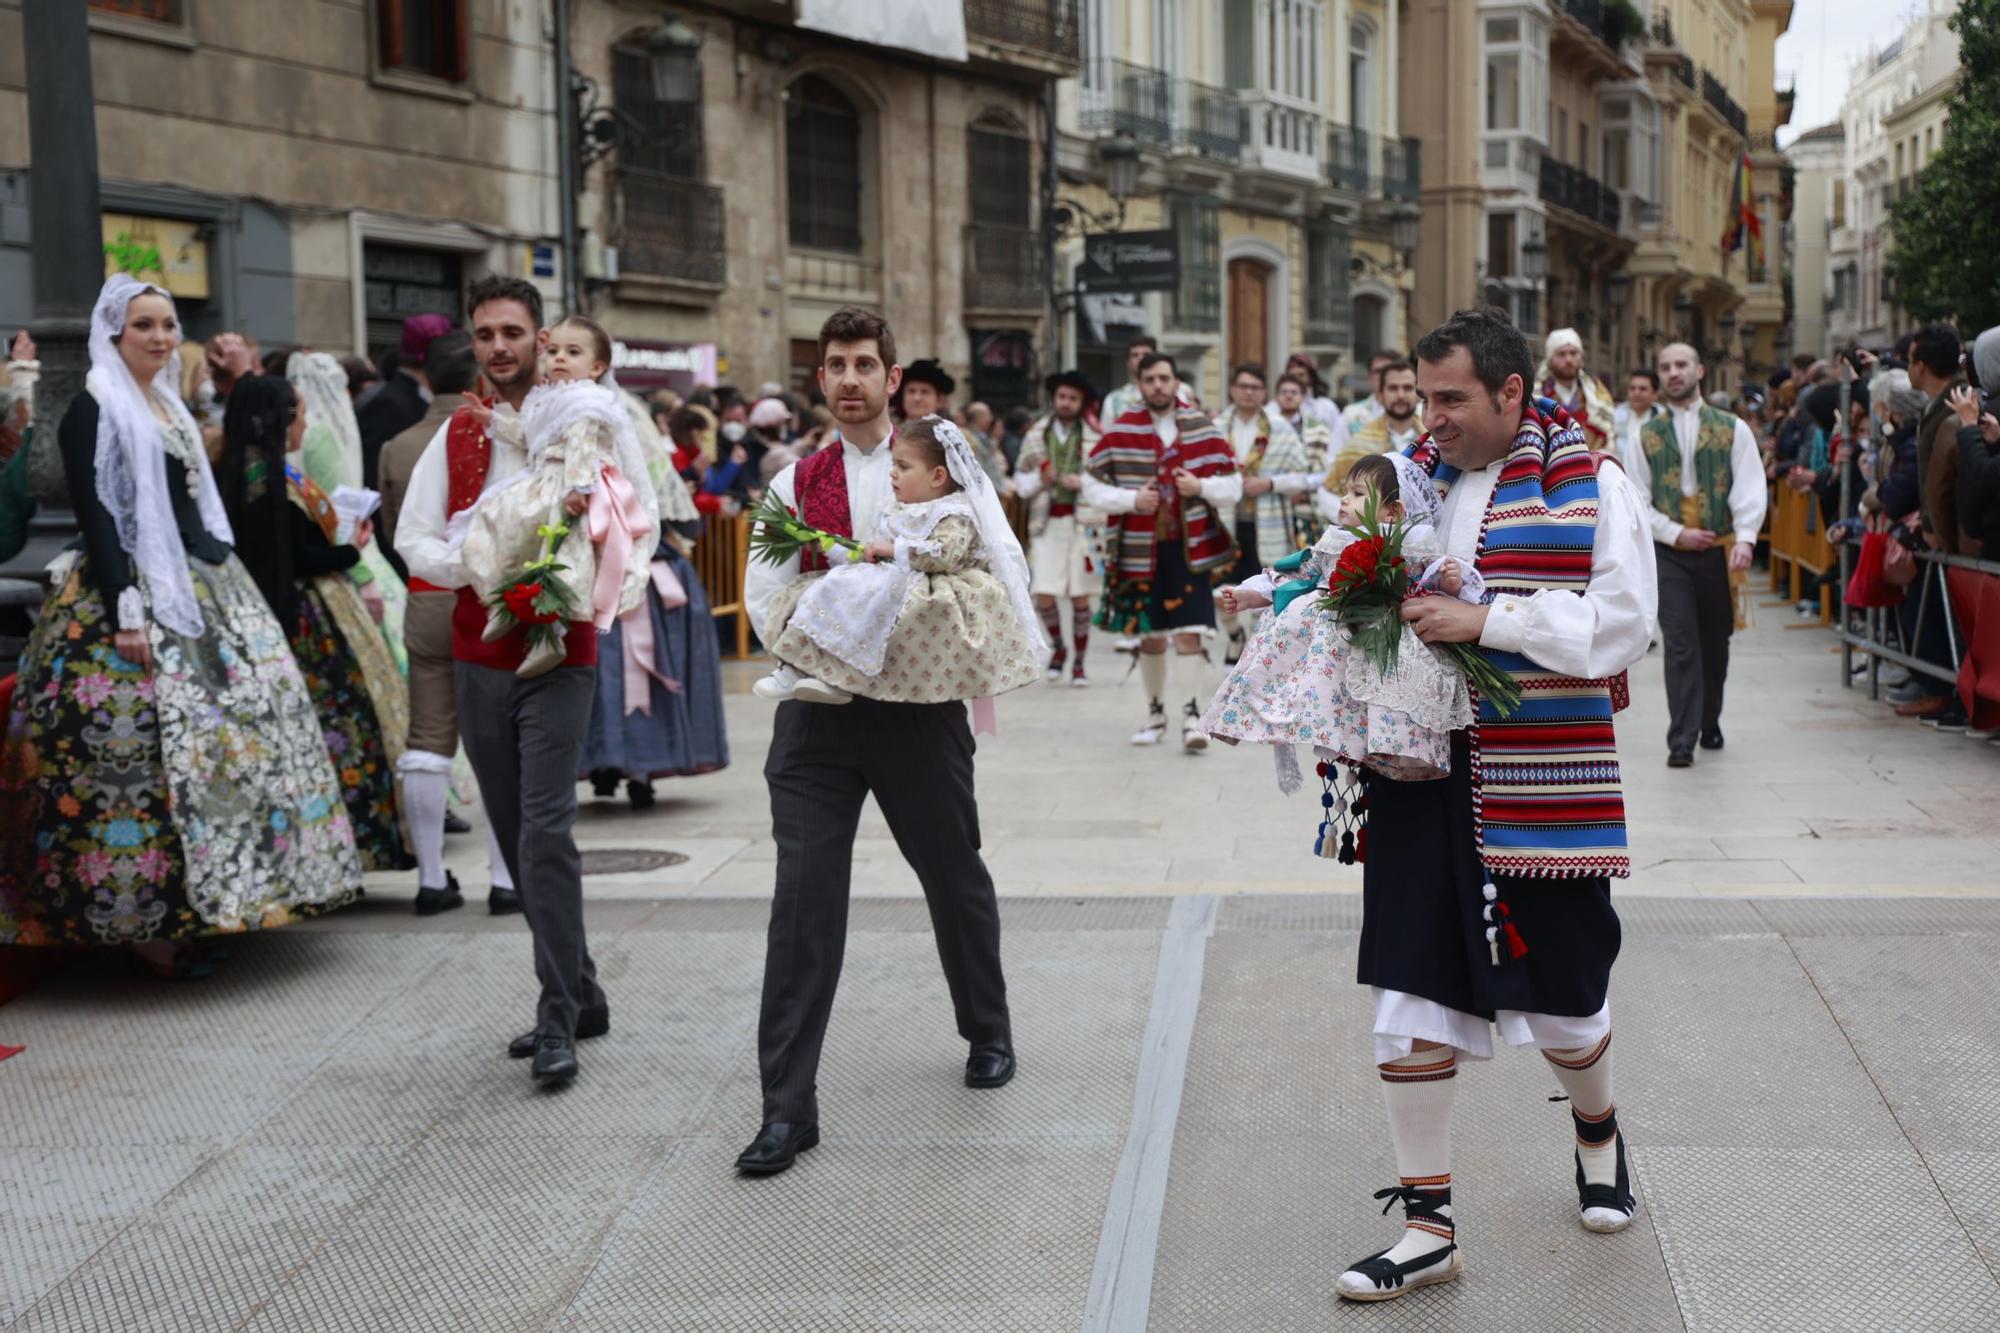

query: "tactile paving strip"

left=630, top=896, right=1174, bottom=934
left=1638, top=1145, right=2000, bottom=1331
left=556, top=1138, right=1115, bottom=1332
left=1790, top=934, right=2000, bottom=1156
left=1148, top=932, right=1685, bottom=1331
left=1752, top=897, right=2000, bottom=938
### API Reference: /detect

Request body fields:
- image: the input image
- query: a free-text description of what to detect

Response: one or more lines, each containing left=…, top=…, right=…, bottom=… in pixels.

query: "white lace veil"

left=87, top=274, right=233, bottom=637
left=518, top=379, right=661, bottom=537
left=1389, top=451, right=1441, bottom=529
left=608, top=377, right=698, bottom=525
left=286, top=350, right=363, bottom=489
left=927, top=415, right=1051, bottom=668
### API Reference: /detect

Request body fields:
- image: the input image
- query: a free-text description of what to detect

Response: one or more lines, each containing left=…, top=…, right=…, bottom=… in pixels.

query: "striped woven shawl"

left=1408, top=399, right=1632, bottom=879
left=1089, top=407, right=1237, bottom=585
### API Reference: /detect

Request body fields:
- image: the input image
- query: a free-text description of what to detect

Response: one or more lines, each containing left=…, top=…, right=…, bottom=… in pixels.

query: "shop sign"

left=102, top=213, right=210, bottom=300
left=611, top=339, right=718, bottom=392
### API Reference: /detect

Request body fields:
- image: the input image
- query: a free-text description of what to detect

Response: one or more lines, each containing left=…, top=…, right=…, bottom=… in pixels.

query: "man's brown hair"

left=818, top=306, right=897, bottom=370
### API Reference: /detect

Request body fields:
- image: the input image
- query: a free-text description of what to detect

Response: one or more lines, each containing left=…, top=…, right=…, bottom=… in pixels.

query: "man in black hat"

left=895, top=358, right=956, bottom=422
left=1014, top=370, right=1105, bottom=687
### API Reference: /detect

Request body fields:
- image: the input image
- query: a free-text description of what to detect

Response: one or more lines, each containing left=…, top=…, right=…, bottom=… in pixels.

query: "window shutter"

left=448, top=0, right=470, bottom=82
left=379, top=0, right=407, bottom=69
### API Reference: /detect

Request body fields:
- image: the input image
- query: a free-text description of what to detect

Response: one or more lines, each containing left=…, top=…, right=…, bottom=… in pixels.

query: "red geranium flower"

left=503, top=581, right=559, bottom=625
left=1333, top=536, right=1386, bottom=586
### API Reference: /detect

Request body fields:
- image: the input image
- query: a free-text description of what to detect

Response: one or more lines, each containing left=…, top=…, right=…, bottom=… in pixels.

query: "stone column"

left=21, top=0, right=104, bottom=511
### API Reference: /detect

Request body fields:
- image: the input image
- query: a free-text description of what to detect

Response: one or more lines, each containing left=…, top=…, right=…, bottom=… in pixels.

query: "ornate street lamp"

left=645, top=17, right=703, bottom=104
left=1605, top=268, right=1632, bottom=315
left=1521, top=234, right=1548, bottom=283
left=1099, top=134, right=1142, bottom=206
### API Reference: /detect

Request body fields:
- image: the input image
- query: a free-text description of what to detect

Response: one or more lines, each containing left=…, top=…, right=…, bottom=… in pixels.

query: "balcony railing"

left=784, top=248, right=883, bottom=302
left=1671, top=53, right=1695, bottom=89
left=963, top=0, right=1079, bottom=62
left=1701, top=68, right=1748, bottom=136
left=1327, top=123, right=1371, bottom=192
left=1383, top=136, right=1422, bottom=201
left=963, top=223, right=1045, bottom=313
left=1079, top=58, right=1173, bottom=144
left=1240, top=92, right=1323, bottom=180
left=1631, top=198, right=1662, bottom=230
left=617, top=172, right=726, bottom=287
left=1539, top=156, right=1621, bottom=231
left=1175, top=78, right=1249, bottom=160
left=1557, top=0, right=1642, bottom=51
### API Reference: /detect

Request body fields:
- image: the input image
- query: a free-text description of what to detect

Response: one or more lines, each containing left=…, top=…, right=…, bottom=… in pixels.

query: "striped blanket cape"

left=1089, top=406, right=1237, bottom=585
left=1407, top=398, right=1633, bottom=880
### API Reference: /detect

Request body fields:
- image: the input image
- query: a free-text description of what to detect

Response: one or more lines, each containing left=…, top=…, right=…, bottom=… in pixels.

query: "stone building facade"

left=0, top=0, right=561, bottom=358
left=570, top=1, right=1074, bottom=410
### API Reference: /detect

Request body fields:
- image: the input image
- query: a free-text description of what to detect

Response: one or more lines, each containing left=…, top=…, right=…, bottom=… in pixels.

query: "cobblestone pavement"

left=4, top=611, right=1998, bottom=1330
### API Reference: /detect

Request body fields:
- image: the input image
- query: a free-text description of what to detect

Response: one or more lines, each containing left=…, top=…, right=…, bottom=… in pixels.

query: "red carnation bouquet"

left=482, top=502, right=582, bottom=654
left=1316, top=489, right=1522, bottom=716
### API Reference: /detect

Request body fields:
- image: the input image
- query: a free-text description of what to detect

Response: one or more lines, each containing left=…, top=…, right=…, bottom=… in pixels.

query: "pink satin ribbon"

left=971, top=697, right=998, bottom=736
left=588, top=465, right=651, bottom=632
left=619, top=562, right=685, bottom=716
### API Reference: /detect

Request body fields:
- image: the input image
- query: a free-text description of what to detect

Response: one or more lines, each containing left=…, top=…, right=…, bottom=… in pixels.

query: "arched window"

left=613, top=33, right=702, bottom=180
left=788, top=76, right=864, bottom=253
left=968, top=113, right=1032, bottom=229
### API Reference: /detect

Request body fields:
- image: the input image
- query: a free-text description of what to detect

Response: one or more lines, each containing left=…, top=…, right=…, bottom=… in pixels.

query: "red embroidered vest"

left=792, top=443, right=853, bottom=573
left=445, top=405, right=597, bottom=671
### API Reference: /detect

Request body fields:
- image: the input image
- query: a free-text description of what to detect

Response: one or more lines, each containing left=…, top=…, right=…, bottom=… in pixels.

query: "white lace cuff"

left=116, top=586, right=147, bottom=631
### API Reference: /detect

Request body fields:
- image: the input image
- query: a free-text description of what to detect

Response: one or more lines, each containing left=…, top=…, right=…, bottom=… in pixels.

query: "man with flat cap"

left=894, top=358, right=956, bottom=422
left=1014, top=370, right=1105, bottom=687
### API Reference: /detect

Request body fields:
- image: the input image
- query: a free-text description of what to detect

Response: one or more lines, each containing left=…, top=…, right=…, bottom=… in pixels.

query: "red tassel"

left=1355, top=827, right=1368, bottom=862
left=1502, top=920, right=1528, bottom=959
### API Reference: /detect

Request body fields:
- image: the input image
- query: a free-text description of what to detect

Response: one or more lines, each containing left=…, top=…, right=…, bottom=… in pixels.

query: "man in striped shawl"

left=1082, top=351, right=1241, bottom=750
left=1214, top=361, right=1313, bottom=664
left=1334, top=307, right=1658, bottom=1303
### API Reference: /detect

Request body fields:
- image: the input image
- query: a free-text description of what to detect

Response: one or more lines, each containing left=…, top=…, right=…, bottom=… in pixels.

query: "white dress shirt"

left=744, top=433, right=895, bottom=642
left=1228, top=409, right=1314, bottom=497
left=1435, top=454, right=1658, bottom=681
left=393, top=406, right=527, bottom=590
left=1615, top=402, right=1768, bottom=549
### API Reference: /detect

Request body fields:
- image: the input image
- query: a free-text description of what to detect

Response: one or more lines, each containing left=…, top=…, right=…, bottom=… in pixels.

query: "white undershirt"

left=1614, top=401, right=1770, bottom=548
left=1150, top=409, right=1178, bottom=448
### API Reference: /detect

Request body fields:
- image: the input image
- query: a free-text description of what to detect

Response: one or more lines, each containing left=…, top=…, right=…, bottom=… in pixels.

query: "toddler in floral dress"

left=1199, top=451, right=1487, bottom=784
left=456, top=316, right=657, bottom=677
left=754, top=416, right=1045, bottom=705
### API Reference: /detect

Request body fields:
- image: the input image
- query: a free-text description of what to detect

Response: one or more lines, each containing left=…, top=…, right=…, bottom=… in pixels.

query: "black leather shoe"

left=1666, top=750, right=1693, bottom=768
left=530, top=1036, right=578, bottom=1083
left=414, top=872, right=464, bottom=916
left=965, top=1044, right=1016, bottom=1089
left=488, top=886, right=523, bottom=915
left=735, top=1122, right=820, bottom=1175
left=507, top=1006, right=610, bottom=1058
left=626, top=779, right=655, bottom=811
left=1699, top=727, right=1725, bottom=751
left=442, top=810, right=473, bottom=834
left=590, top=768, right=621, bottom=799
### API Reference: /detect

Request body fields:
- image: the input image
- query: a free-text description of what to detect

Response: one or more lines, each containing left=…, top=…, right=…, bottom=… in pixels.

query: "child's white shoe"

left=482, top=603, right=514, bottom=643
left=791, top=675, right=853, bottom=705
left=516, top=634, right=567, bottom=679
left=753, top=665, right=803, bottom=701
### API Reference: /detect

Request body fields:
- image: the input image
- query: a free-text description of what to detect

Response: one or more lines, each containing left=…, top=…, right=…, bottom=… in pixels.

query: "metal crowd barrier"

left=1838, top=545, right=2000, bottom=706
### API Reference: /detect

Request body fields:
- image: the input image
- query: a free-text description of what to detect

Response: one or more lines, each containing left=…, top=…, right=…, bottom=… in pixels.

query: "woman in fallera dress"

left=0, top=275, right=362, bottom=975
left=219, top=374, right=412, bottom=872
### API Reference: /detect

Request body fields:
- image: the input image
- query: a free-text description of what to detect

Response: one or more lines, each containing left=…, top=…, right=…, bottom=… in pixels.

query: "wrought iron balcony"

left=1383, top=136, right=1422, bottom=202
left=1079, top=59, right=1173, bottom=144
left=1701, top=68, right=1747, bottom=136
left=617, top=171, right=725, bottom=287
left=962, top=223, right=1045, bottom=313
left=1672, top=53, right=1695, bottom=90
left=1175, top=78, right=1248, bottom=160
left=1327, top=124, right=1371, bottom=192
left=1539, top=156, right=1621, bottom=232
left=963, top=0, right=1079, bottom=64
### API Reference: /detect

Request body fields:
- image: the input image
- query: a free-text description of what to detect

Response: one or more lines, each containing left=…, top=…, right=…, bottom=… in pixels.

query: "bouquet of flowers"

left=1316, top=490, right=1522, bottom=716
left=746, top=491, right=867, bottom=567
left=482, top=500, right=581, bottom=652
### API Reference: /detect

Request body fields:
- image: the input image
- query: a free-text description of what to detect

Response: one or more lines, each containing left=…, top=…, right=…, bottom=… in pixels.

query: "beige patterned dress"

left=765, top=507, right=1041, bottom=703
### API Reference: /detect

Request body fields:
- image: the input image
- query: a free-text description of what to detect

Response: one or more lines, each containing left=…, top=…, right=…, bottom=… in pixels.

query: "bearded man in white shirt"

left=736, top=306, right=1016, bottom=1177
left=1616, top=341, right=1767, bottom=767
left=1333, top=307, right=1657, bottom=1303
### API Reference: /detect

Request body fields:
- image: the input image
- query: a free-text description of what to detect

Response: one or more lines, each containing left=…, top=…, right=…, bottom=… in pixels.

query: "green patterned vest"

left=1640, top=406, right=1735, bottom=535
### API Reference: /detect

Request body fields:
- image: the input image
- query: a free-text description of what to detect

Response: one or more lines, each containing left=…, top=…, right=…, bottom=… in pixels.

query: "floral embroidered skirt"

left=1198, top=599, right=1454, bottom=782
left=286, top=577, right=411, bottom=873
left=0, top=555, right=363, bottom=946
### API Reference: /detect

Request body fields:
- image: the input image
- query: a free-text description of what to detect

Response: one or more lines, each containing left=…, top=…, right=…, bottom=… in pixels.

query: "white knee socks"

left=1544, top=1033, right=1617, bottom=1184
left=1377, top=1046, right=1457, bottom=1261
left=1139, top=647, right=1168, bottom=704
left=402, top=768, right=450, bottom=891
